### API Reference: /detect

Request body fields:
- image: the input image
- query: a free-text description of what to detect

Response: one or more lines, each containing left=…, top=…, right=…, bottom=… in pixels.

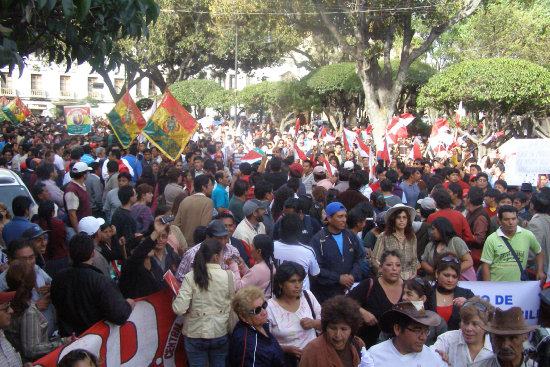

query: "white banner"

left=515, top=139, right=550, bottom=175
left=458, top=281, right=541, bottom=326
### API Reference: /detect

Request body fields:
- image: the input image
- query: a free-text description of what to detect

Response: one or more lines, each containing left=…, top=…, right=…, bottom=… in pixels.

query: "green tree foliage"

left=431, top=0, right=550, bottom=68
left=0, top=0, right=159, bottom=73
left=170, top=79, right=223, bottom=118
left=238, top=80, right=321, bottom=129
left=204, top=89, right=234, bottom=116
left=304, top=63, right=362, bottom=130
left=297, top=0, right=482, bottom=148
left=418, top=58, right=550, bottom=134
left=136, top=98, right=154, bottom=111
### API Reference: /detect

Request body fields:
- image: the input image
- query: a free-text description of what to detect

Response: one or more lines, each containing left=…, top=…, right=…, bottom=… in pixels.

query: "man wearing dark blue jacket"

left=309, top=201, right=365, bottom=304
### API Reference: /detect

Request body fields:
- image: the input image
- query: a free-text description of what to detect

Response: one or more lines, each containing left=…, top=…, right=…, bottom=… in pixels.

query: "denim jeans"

left=184, top=335, right=229, bottom=367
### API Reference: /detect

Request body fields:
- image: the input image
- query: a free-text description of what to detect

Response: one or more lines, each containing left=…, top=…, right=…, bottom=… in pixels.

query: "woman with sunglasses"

left=432, top=296, right=494, bottom=365
left=430, top=253, right=474, bottom=331
left=266, top=262, right=321, bottom=367
left=173, top=239, right=234, bottom=367
left=227, top=286, right=284, bottom=367
left=299, top=295, right=364, bottom=367
left=421, top=217, right=474, bottom=280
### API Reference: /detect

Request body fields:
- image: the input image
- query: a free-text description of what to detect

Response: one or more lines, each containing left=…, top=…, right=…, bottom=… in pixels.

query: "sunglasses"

left=249, top=301, right=268, bottom=315
left=441, top=256, right=460, bottom=264
left=463, top=301, right=487, bottom=313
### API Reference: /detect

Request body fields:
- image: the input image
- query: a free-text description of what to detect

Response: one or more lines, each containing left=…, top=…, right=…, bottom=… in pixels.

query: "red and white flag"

left=408, top=138, right=423, bottom=160
left=294, top=143, right=309, bottom=162
left=240, top=150, right=263, bottom=165
left=356, top=136, right=370, bottom=158
left=343, top=128, right=357, bottom=152
left=429, top=118, right=454, bottom=149
left=294, top=118, right=300, bottom=136
left=386, top=114, right=412, bottom=145
left=362, top=125, right=373, bottom=141
left=377, top=136, right=392, bottom=164
left=455, top=101, right=466, bottom=128
left=34, top=290, right=187, bottom=367
left=319, top=156, right=337, bottom=177
left=482, top=131, right=504, bottom=145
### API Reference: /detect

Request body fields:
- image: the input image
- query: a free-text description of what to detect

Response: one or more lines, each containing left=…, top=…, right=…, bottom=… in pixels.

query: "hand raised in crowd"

left=35, top=293, right=50, bottom=311
left=153, top=215, right=170, bottom=234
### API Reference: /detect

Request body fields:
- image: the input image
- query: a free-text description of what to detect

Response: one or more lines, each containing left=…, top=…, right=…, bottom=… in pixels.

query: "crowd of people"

left=0, top=115, right=548, bottom=366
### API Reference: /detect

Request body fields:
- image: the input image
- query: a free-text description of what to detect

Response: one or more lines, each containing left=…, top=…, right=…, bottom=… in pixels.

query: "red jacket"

left=37, top=218, right=69, bottom=261
left=427, top=208, right=474, bottom=245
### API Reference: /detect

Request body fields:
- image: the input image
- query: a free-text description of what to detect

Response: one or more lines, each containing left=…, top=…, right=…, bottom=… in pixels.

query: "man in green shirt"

left=481, top=205, right=546, bottom=282
left=228, top=179, right=248, bottom=224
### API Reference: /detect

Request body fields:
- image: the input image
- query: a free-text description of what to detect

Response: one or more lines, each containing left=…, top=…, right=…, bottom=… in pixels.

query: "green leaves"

left=75, top=0, right=91, bottom=21
left=418, top=58, right=550, bottom=117
left=61, top=0, right=75, bottom=18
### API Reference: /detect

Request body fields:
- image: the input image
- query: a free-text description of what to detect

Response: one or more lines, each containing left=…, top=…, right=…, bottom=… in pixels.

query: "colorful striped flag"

left=107, top=91, right=147, bottom=148
left=142, top=91, right=198, bottom=161
left=2, top=97, right=30, bottom=125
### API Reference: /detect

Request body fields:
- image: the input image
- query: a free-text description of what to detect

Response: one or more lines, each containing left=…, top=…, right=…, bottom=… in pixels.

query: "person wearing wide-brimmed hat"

left=471, top=307, right=539, bottom=367
left=372, top=203, right=418, bottom=279
left=366, top=301, right=447, bottom=365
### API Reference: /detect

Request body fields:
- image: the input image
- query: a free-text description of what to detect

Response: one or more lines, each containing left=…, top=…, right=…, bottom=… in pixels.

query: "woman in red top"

left=430, top=253, right=474, bottom=331
left=36, top=200, right=69, bottom=276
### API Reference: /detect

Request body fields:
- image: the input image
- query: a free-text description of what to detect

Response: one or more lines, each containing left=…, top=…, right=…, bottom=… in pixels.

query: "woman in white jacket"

left=172, top=239, right=234, bottom=367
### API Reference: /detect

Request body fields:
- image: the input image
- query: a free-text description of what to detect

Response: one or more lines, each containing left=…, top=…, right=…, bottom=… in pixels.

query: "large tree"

left=0, top=0, right=159, bottom=73
left=418, top=58, right=550, bottom=141
left=297, top=0, right=482, bottom=149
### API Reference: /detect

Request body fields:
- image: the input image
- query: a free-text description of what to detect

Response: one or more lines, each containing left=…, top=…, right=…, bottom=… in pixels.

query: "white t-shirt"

left=54, top=154, right=65, bottom=172
left=367, top=339, right=447, bottom=367
left=273, top=241, right=320, bottom=290
left=267, top=290, right=321, bottom=350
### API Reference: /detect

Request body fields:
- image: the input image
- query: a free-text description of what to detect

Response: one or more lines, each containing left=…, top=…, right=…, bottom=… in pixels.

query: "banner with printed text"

left=459, top=281, right=541, bottom=326
left=34, top=290, right=187, bottom=366
left=64, top=106, right=91, bottom=135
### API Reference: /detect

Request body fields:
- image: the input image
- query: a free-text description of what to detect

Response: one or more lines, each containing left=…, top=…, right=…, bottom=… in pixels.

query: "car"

left=0, top=168, right=36, bottom=215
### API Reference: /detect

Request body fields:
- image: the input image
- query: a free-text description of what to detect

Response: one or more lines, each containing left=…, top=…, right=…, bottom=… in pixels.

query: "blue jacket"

left=2, top=216, right=34, bottom=245
left=227, top=321, right=284, bottom=367
left=309, top=227, right=366, bottom=304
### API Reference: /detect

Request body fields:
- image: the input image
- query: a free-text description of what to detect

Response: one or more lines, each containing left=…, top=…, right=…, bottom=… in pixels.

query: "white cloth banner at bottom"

left=458, top=281, right=541, bottom=326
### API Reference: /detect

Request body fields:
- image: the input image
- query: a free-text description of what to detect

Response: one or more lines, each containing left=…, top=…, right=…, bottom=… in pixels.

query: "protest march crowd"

left=0, top=108, right=549, bottom=367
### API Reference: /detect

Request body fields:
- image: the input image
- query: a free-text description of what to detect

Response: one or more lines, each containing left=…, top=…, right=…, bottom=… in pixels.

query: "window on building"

left=88, top=77, right=98, bottom=95
left=31, top=74, right=42, bottom=91
left=0, top=72, right=12, bottom=89
left=60, top=76, right=70, bottom=93
left=229, top=75, right=236, bottom=90
left=115, top=78, right=125, bottom=94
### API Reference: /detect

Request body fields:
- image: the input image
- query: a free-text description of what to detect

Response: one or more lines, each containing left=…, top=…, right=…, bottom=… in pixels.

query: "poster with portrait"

left=64, top=105, right=91, bottom=135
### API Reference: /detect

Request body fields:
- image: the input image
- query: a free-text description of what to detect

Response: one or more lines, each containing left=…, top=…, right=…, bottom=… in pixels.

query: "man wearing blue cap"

left=309, top=201, right=366, bottom=303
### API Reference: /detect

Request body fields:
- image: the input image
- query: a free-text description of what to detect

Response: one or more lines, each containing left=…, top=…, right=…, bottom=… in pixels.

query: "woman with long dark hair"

left=5, top=260, right=69, bottom=361
left=36, top=200, right=69, bottom=276
left=421, top=217, right=474, bottom=279
left=229, top=234, right=276, bottom=296
left=372, top=204, right=418, bottom=279
left=172, top=239, right=233, bottom=367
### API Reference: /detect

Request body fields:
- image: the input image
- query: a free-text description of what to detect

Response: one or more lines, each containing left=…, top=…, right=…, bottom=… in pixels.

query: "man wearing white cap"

left=78, top=216, right=111, bottom=277
left=64, top=162, right=93, bottom=231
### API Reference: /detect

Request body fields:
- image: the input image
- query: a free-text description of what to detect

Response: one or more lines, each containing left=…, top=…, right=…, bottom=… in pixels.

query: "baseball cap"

left=207, top=220, right=230, bottom=237
left=22, top=224, right=49, bottom=239
left=249, top=198, right=268, bottom=209
left=313, top=165, right=326, bottom=175
left=417, top=197, right=436, bottom=211
left=289, top=163, right=304, bottom=176
left=0, top=291, right=15, bottom=304
left=343, top=161, right=354, bottom=170
left=325, top=202, right=346, bottom=217
left=243, top=200, right=261, bottom=217
left=71, top=162, right=92, bottom=173
left=78, top=216, right=106, bottom=236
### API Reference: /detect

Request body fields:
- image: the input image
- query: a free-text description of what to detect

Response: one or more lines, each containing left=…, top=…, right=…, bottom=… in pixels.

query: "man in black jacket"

left=51, top=233, right=134, bottom=336
left=309, top=201, right=365, bottom=304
